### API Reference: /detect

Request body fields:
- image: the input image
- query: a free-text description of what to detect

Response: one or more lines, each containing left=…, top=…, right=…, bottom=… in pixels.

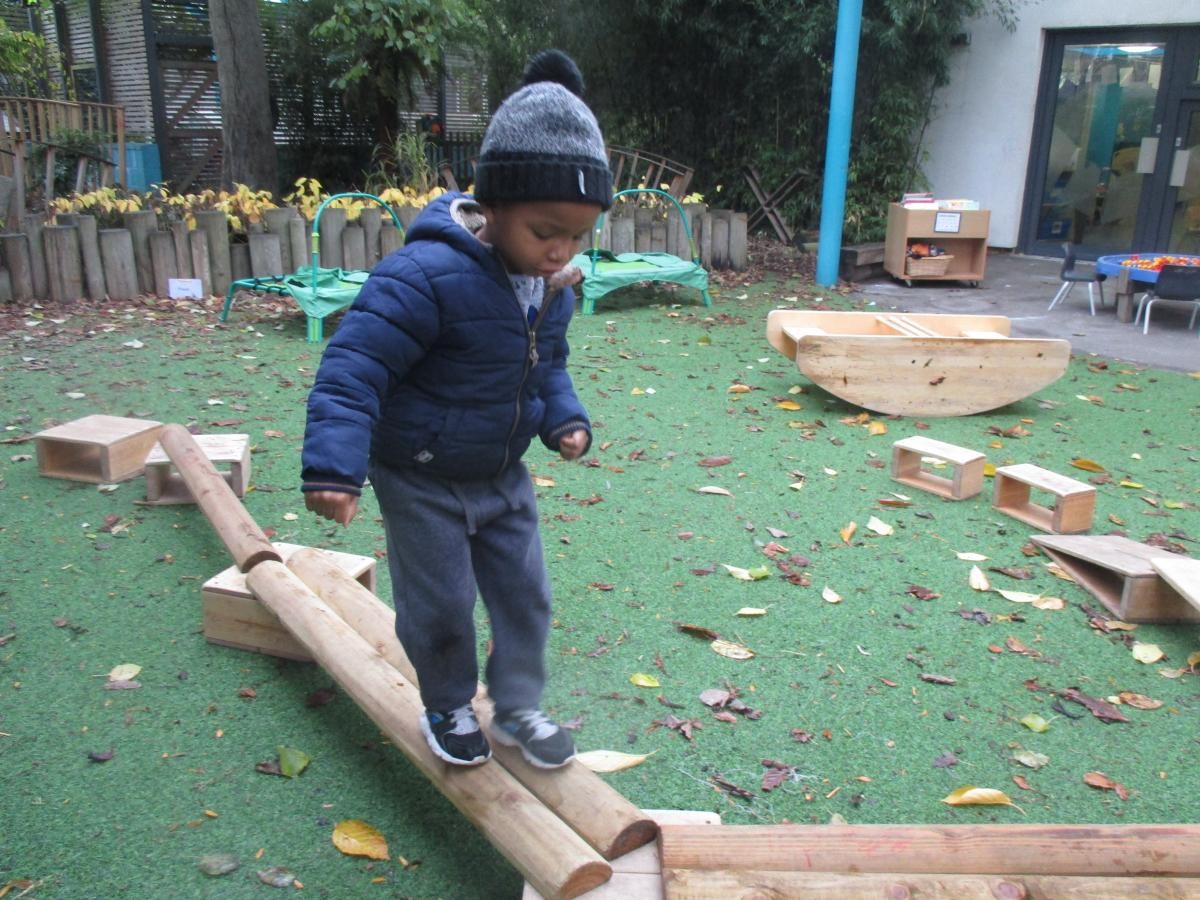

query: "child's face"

left=480, top=201, right=600, bottom=278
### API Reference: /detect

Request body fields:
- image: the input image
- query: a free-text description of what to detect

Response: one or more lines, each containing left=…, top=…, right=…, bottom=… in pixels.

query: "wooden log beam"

left=285, top=547, right=658, bottom=861
left=123, top=209, right=157, bottom=294
left=658, top=824, right=1200, bottom=876
left=99, top=229, right=138, bottom=300
left=156, top=424, right=280, bottom=572
left=42, top=225, right=84, bottom=302
left=662, top=868, right=1200, bottom=899
left=244, top=561, right=611, bottom=900
left=22, top=213, right=49, bottom=300
left=188, top=230, right=212, bottom=298
left=196, top=210, right=232, bottom=295
left=149, top=231, right=178, bottom=297
left=74, top=214, right=107, bottom=300
left=0, top=233, right=35, bottom=302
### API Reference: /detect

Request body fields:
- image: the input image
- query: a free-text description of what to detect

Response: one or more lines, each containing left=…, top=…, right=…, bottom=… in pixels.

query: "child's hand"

left=558, top=429, right=589, bottom=460
left=305, top=490, right=359, bottom=526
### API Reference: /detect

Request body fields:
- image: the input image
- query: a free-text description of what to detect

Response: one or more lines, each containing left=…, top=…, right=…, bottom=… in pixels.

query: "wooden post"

left=171, top=221, right=193, bottom=278
left=21, top=214, right=49, bottom=300
left=263, top=208, right=295, bottom=273
left=650, top=221, right=667, bottom=253
left=728, top=212, right=748, bottom=270
left=229, top=243, right=251, bottom=282
left=698, top=213, right=713, bottom=268
left=123, top=209, right=157, bottom=294
left=287, top=214, right=307, bottom=274
left=42, top=225, right=84, bottom=302
left=0, top=234, right=34, bottom=302
left=341, top=223, right=366, bottom=271
left=149, top=231, right=178, bottom=297
left=379, top=221, right=403, bottom=257
left=286, top=548, right=658, bottom=862
left=633, top=208, right=653, bottom=253
left=99, top=229, right=139, bottom=300
left=318, top=207, right=346, bottom=269
left=245, top=561, right=611, bottom=900
left=709, top=211, right=731, bottom=269
left=156, top=424, right=281, bottom=572
left=683, top=203, right=705, bottom=260
left=248, top=233, right=283, bottom=277
left=359, top=207, right=382, bottom=267
left=658, top=824, right=1200, bottom=876
left=189, top=230, right=212, bottom=297
left=611, top=215, right=635, bottom=255
left=396, top=205, right=420, bottom=230
left=73, top=214, right=107, bottom=300
left=0, top=268, right=11, bottom=303
left=196, top=210, right=232, bottom=295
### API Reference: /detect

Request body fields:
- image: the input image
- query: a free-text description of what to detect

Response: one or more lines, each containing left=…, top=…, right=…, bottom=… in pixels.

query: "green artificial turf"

left=1, top=277, right=1198, bottom=899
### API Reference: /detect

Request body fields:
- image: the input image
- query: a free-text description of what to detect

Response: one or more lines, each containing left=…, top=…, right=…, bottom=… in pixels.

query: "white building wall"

left=919, top=1, right=1198, bottom=249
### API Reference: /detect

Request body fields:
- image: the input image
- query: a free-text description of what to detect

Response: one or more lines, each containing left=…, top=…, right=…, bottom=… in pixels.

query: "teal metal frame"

left=219, top=192, right=405, bottom=342
left=574, top=188, right=714, bottom=314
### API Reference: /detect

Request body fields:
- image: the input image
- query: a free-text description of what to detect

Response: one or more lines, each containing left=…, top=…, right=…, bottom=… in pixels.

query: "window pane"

left=1035, top=43, right=1163, bottom=254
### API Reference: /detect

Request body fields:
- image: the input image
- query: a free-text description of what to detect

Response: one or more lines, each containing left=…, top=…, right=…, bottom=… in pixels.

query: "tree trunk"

left=210, top=0, right=278, bottom=192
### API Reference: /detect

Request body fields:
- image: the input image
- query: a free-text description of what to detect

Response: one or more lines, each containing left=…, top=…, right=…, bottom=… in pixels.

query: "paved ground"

left=852, top=252, right=1198, bottom=373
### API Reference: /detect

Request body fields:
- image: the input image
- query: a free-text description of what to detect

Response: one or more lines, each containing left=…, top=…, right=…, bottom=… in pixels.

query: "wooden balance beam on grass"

left=157, top=424, right=654, bottom=899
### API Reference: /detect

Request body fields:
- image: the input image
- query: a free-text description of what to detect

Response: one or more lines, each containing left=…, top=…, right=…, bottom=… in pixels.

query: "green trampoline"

left=571, top=188, right=713, bottom=315
left=219, top=192, right=404, bottom=342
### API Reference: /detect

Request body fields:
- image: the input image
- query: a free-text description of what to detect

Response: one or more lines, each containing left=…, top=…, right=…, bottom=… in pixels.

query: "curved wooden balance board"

left=765, top=310, right=1071, bottom=417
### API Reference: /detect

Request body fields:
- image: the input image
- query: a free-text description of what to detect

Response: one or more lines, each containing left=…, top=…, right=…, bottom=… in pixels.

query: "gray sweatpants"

left=368, top=459, right=551, bottom=716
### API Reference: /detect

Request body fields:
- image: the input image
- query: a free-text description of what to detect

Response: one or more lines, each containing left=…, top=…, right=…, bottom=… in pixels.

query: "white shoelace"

left=513, top=709, right=558, bottom=741
left=447, top=705, right=479, bottom=735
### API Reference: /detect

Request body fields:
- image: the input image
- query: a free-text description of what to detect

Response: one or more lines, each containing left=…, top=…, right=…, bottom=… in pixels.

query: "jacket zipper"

left=499, top=286, right=555, bottom=473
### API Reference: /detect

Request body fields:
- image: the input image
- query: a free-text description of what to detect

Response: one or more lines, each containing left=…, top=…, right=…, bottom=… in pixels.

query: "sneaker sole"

left=419, top=716, right=491, bottom=767
left=489, top=724, right=574, bottom=770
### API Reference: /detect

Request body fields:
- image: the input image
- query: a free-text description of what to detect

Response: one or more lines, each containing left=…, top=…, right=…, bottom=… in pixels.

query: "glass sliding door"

left=1164, top=102, right=1200, bottom=252
left=1031, top=41, right=1165, bottom=255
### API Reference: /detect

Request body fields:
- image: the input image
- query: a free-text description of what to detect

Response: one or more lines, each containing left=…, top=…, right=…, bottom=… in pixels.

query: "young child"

left=300, top=49, right=611, bottom=769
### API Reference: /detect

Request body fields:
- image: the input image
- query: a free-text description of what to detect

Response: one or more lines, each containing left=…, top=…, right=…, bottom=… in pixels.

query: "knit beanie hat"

left=474, top=50, right=613, bottom=210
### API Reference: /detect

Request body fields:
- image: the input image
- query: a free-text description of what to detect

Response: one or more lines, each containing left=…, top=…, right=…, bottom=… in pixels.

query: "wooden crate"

left=144, top=433, right=250, bottom=504
left=202, top=543, right=378, bottom=661
left=993, top=464, right=1095, bottom=534
left=1032, top=535, right=1200, bottom=624
left=891, top=436, right=985, bottom=500
left=35, top=414, right=163, bottom=483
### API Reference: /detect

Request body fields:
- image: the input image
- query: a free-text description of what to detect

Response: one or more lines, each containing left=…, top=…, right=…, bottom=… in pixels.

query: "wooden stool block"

left=993, top=463, right=1095, bottom=533
left=35, top=414, right=163, bottom=483
left=891, top=436, right=985, bottom=500
left=144, top=433, right=250, bottom=503
left=1031, top=535, right=1200, bottom=624
left=202, top=543, right=378, bottom=661
left=522, top=809, right=721, bottom=900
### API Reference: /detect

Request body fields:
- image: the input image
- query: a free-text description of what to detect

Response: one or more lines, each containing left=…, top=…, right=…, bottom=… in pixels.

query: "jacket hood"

left=404, top=192, right=494, bottom=265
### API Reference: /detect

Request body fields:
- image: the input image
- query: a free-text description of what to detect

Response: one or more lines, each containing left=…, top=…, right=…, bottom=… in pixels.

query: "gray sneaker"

left=421, top=705, right=491, bottom=766
left=490, top=708, right=575, bottom=769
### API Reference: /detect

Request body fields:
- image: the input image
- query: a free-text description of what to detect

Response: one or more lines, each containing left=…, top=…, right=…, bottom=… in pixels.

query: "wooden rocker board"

left=1030, top=534, right=1200, bottom=624
left=765, top=310, right=1071, bottom=417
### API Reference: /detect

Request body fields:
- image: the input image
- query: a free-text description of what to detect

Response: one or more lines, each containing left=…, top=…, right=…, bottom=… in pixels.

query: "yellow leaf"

left=108, top=663, right=142, bottom=681
left=1189, top=650, right=1200, bottom=667
left=968, top=565, right=991, bottom=591
left=331, top=820, right=389, bottom=861
left=1069, top=458, right=1106, bottom=473
left=1132, top=642, right=1164, bottom=664
left=697, top=485, right=732, bottom=496
left=787, top=384, right=805, bottom=395
left=1119, top=479, right=1144, bottom=489
left=941, top=785, right=1022, bottom=812
left=1044, top=562, right=1076, bottom=582
left=956, top=552, right=989, bottom=561
left=775, top=400, right=803, bottom=410
left=821, top=585, right=843, bottom=604
left=723, top=563, right=753, bottom=580
left=996, top=589, right=1039, bottom=603
left=1021, top=714, right=1050, bottom=732
left=983, top=462, right=996, bottom=477
left=1033, top=595, right=1065, bottom=610
left=839, top=522, right=857, bottom=543
left=867, top=420, right=888, bottom=436
left=866, top=516, right=893, bottom=536
left=736, top=607, right=768, bottom=617
left=1103, top=619, right=1137, bottom=631
left=711, top=639, right=755, bottom=660
left=575, top=749, right=656, bottom=772
left=630, top=387, right=645, bottom=395
left=531, top=475, right=555, bottom=487
left=727, top=383, right=752, bottom=393
left=629, top=672, right=660, bottom=688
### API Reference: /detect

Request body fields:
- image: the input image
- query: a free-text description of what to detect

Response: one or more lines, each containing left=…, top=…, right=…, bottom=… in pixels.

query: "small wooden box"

left=993, top=463, right=1095, bottom=534
left=202, top=542, right=378, bottom=661
left=891, top=436, right=985, bottom=500
left=144, top=433, right=250, bottom=504
left=1032, top=535, right=1200, bottom=624
left=35, top=414, right=163, bottom=483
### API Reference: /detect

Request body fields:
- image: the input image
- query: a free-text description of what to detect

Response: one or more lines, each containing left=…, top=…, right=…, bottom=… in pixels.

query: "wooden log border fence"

left=0, top=204, right=747, bottom=305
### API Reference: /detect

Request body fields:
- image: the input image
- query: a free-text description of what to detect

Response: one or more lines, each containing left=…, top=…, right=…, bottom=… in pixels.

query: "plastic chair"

left=1132, top=264, right=1200, bottom=335
left=1047, top=242, right=1106, bottom=315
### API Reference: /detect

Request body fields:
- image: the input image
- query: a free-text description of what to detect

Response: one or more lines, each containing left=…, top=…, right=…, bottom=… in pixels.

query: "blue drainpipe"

left=815, top=0, right=865, bottom=287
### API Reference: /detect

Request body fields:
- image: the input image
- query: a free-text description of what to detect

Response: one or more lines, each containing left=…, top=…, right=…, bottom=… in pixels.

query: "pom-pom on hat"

left=474, top=50, right=612, bottom=210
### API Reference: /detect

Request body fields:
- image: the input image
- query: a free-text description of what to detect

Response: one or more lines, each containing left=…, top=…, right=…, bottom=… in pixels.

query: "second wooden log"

left=285, top=547, right=658, bottom=861
left=245, top=561, right=611, bottom=900
left=156, top=424, right=280, bottom=572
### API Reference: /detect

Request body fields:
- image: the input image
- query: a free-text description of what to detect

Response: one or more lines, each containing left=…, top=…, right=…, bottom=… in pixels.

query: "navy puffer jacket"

left=301, top=193, right=591, bottom=493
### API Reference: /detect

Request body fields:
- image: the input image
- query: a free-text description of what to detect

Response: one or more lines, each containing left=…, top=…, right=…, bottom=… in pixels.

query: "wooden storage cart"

left=884, top=203, right=990, bottom=286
